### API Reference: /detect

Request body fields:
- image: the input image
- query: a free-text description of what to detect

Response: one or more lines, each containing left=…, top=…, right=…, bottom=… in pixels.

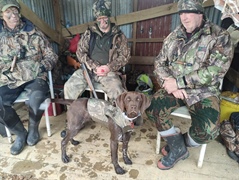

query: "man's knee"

left=189, top=127, right=220, bottom=144
left=27, top=90, right=48, bottom=115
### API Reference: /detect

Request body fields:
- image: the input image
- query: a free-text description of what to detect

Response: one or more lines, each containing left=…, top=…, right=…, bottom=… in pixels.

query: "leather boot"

left=27, top=118, right=41, bottom=146
left=158, top=131, right=189, bottom=170
left=9, top=121, right=27, bottom=155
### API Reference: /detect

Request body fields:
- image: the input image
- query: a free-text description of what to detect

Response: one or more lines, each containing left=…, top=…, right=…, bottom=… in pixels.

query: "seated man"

left=146, top=0, right=233, bottom=170
left=64, top=0, right=130, bottom=102
left=0, top=0, right=58, bottom=155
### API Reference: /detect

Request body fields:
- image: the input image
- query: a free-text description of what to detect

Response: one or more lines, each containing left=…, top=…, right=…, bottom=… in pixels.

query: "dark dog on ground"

left=53, top=91, right=151, bottom=174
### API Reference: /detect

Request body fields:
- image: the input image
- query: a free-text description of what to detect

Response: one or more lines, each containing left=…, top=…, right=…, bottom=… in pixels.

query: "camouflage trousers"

left=64, top=68, right=125, bottom=101
left=146, top=89, right=220, bottom=144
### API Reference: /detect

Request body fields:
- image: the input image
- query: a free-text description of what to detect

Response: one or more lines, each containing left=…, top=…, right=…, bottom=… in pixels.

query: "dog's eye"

left=126, top=97, right=131, bottom=101
left=136, top=97, right=140, bottom=101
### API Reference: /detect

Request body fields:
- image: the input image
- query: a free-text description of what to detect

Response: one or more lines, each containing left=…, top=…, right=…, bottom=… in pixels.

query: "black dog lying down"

left=53, top=91, right=151, bottom=174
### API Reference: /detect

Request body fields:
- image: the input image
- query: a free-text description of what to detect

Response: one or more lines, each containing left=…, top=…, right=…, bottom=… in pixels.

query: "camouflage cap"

left=0, top=0, right=20, bottom=12
left=92, top=0, right=111, bottom=18
left=178, top=0, right=204, bottom=14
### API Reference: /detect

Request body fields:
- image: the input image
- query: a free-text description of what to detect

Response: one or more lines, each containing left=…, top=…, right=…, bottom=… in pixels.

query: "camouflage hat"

left=92, top=0, right=111, bottom=18
left=0, top=0, right=20, bottom=12
left=178, top=0, right=204, bottom=14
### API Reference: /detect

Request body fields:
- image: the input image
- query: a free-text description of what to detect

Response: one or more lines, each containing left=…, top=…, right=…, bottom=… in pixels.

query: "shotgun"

left=2, top=56, right=17, bottom=81
left=10, top=56, right=17, bottom=72
left=82, top=63, right=98, bottom=99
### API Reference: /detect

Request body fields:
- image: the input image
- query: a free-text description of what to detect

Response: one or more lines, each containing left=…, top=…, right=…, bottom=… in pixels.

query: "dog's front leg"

left=110, top=139, right=126, bottom=174
left=122, top=132, right=132, bottom=165
left=61, top=136, right=71, bottom=163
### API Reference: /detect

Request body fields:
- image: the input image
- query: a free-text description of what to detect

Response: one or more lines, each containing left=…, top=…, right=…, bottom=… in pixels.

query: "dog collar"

left=122, top=112, right=141, bottom=122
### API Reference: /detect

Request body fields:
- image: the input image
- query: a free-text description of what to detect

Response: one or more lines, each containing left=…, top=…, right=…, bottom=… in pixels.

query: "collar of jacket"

left=0, top=17, right=34, bottom=33
left=176, top=18, right=211, bottom=40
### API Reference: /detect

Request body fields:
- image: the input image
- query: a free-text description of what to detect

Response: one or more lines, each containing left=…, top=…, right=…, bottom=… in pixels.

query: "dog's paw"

left=70, top=139, right=80, bottom=145
left=123, top=157, right=132, bottom=165
left=114, top=165, right=126, bottom=175
left=60, top=130, right=66, bottom=138
left=62, top=155, right=70, bottom=163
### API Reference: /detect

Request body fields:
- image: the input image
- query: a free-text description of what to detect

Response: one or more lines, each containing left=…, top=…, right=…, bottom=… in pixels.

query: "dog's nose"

left=130, top=105, right=137, bottom=111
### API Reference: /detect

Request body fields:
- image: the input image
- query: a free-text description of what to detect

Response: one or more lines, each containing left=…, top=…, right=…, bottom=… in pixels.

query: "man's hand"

left=172, top=89, right=188, bottom=100
left=162, top=77, right=178, bottom=94
left=95, top=65, right=110, bottom=76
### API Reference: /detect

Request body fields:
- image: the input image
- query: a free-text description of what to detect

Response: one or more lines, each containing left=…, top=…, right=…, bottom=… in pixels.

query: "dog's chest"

left=87, top=99, right=134, bottom=129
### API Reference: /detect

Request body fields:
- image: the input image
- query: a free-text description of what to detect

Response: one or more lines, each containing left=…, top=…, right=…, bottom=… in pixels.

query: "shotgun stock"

left=10, top=56, right=17, bottom=72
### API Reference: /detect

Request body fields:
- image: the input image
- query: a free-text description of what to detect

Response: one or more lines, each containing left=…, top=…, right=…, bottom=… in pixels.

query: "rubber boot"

left=27, top=118, right=41, bottom=146
left=161, top=132, right=199, bottom=156
left=157, top=131, right=189, bottom=170
left=9, top=121, right=28, bottom=155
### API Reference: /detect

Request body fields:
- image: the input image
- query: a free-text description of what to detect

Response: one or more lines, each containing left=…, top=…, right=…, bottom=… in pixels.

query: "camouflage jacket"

left=154, top=19, right=233, bottom=106
left=76, top=23, right=130, bottom=72
left=0, top=18, right=58, bottom=89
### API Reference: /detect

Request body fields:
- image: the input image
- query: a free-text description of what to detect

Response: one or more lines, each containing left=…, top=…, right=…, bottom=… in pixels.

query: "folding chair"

left=5, top=71, right=56, bottom=143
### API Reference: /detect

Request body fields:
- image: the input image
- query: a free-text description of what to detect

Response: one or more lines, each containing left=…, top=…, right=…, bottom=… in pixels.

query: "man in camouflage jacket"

left=64, top=0, right=130, bottom=101
left=0, top=0, right=58, bottom=155
left=146, top=0, right=233, bottom=170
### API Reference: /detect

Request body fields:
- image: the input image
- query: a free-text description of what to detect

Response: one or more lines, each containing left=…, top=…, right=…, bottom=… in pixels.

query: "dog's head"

left=116, top=91, right=151, bottom=119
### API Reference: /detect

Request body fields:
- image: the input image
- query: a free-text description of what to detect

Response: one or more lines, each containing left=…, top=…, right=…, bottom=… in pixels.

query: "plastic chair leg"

left=197, top=144, right=207, bottom=168
left=5, top=126, right=13, bottom=143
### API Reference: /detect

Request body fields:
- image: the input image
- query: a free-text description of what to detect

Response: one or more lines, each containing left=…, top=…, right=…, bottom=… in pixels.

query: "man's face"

left=179, top=12, right=203, bottom=33
left=96, top=16, right=110, bottom=32
left=2, top=6, right=20, bottom=29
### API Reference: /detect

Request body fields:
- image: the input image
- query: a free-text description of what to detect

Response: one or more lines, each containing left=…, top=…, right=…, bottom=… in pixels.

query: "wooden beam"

left=19, top=1, right=62, bottom=45
left=225, top=68, right=239, bottom=89
left=62, top=0, right=214, bottom=37
left=128, top=38, right=164, bottom=43
left=52, top=0, right=65, bottom=46
left=129, top=56, right=155, bottom=65
left=132, top=0, right=138, bottom=56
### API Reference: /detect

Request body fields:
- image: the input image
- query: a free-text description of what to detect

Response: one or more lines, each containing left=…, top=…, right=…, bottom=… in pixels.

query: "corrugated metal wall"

left=21, top=0, right=58, bottom=53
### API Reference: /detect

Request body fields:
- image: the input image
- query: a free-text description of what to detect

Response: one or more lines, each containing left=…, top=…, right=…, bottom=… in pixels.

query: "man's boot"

left=8, top=121, right=27, bottom=155
left=27, top=118, right=41, bottom=146
left=161, top=132, right=200, bottom=156
left=158, top=131, right=189, bottom=170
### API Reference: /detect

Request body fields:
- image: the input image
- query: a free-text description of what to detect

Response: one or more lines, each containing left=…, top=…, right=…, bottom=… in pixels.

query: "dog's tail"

left=51, top=98, right=75, bottom=105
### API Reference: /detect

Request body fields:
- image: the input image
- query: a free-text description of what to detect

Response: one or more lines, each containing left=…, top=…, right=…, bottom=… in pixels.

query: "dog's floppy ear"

left=140, top=93, right=151, bottom=114
left=116, top=92, right=127, bottom=111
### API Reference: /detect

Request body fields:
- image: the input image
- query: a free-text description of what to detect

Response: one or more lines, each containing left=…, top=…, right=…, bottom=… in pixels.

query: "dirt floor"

left=0, top=104, right=238, bottom=180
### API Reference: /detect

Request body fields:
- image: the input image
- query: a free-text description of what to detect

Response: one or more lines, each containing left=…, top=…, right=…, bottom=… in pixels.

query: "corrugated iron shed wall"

left=21, top=0, right=58, bottom=53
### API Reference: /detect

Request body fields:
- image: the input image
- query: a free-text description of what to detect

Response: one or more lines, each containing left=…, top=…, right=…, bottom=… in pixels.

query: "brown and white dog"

left=53, top=91, right=151, bottom=174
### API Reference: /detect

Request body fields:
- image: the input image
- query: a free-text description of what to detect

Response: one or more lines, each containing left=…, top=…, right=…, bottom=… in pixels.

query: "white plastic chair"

left=5, top=71, right=56, bottom=143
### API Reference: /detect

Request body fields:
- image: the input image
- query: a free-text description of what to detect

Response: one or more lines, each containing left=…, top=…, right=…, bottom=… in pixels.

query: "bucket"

left=220, top=91, right=239, bottom=122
